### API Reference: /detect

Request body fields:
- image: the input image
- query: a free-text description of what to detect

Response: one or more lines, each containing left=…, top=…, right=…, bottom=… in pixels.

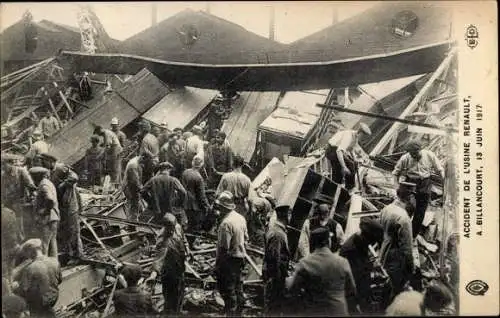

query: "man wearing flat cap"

left=263, top=204, right=291, bottom=315
left=29, top=166, right=60, bottom=258
left=2, top=153, right=36, bottom=241
left=380, top=182, right=416, bottom=298
left=113, top=264, right=157, bottom=316
left=181, top=156, right=210, bottom=239
left=94, top=125, right=124, bottom=185
left=286, top=227, right=357, bottom=316
left=110, top=117, right=128, bottom=148
left=38, top=153, right=82, bottom=261
left=340, top=216, right=384, bottom=313
left=393, top=140, right=444, bottom=238
left=25, top=129, right=49, bottom=167
left=325, top=122, right=372, bottom=190
left=185, top=125, right=205, bottom=169
left=141, top=161, right=187, bottom=224
left=214, top=191, right=249, bottom=316
left=84, top=134, right=105, bottom=188
left=12, top=238, right=62, bottom=317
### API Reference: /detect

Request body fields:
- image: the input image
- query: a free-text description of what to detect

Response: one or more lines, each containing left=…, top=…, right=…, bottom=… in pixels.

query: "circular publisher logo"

left=466, top=280, right=489, bottom=296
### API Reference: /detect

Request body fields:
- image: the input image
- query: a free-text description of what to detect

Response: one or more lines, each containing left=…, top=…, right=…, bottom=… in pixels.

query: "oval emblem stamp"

left=466, top=280, right=489, bottom=296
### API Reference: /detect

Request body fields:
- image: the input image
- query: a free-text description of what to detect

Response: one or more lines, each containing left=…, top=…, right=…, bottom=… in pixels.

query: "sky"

left=0, top=2, right=380, bottom=44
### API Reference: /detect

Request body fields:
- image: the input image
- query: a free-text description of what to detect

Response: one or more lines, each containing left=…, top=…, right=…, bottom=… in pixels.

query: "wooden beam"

left=369, top=47, right=457, bottom=156
left=316, top=104, right=458, bottom=133
left=53, top=82, right=73, bottom=116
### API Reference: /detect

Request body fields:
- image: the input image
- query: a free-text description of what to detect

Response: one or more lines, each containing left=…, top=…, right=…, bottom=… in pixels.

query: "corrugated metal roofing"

left=259, top=90, right=329, bottom=139
left=223, top=91, right=281, bottom=162
left=142, top=86, right=218, bottom=128
left=48, top=69, right=169, bottom=166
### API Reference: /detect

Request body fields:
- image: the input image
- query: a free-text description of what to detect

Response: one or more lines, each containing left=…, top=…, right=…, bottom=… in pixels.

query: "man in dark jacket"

left=113, top=264, right=157, bottom=316
left=181, top=156, right=210, bottom=239
left=12, top=239, right=62, bottom=318
left=339, top=217, right=384, bottom=313
left=286, top=227, right=357, bottom=316
left=147, top=213, right=187, bottom=315
left=263, top=205, right=291, bottom=316
left=1, top=153, right=36, bottom=241
left=141, top=162, right=187, bottom=223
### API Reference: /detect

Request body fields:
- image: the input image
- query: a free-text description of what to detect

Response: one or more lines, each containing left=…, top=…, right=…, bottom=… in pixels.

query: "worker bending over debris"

left=94, top=125, right=124, bottom=185
left=325, top=122, right=371, bottom=190
left=339, top=217, right=385, bottom=313
left=123, top=153, right=152, bottom=221
left=392, top=140, right=444, bottom=239
left=215, top=191, right=249, bottom=316
left=148, top=213, right=187, bottom=315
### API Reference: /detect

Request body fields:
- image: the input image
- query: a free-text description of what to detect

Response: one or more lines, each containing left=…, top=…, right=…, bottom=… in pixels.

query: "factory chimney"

left=269, top=5, right=275, bottom=41
left=205, top=2, right=211, bottom=14
left=152, top=3, right=158, bottom=26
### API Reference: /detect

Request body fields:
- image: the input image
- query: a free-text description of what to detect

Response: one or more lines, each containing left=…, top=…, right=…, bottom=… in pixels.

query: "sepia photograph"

left=0, top=1, right=498, bottom=317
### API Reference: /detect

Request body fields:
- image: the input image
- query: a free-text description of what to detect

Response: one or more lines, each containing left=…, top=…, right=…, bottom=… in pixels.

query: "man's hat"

left=192, top=156, right=204, bottom=169
left=406, top=140, right=422, bottom=152
left=398, top=181, right=417, bottom=194
left=358, top=122, right=372, bottom=136
left=161, top=213, right=177, bottom=229
left=160, top=122, right=169, bottom=129
left=111, top=117, right=119, bottom=125
left=157, top=161, right=174, bottom=171
left=183, top=132, right=193, bottom=140
left=191, top=125, right=202, bottom=134
left=316, top=203, right=331, bottom=215
left=20, top=238, right=43, bottom=252
left=32, top=129, right=43, bottom=140
left=215, top=191, right=236, bottom=210
left=138, top=120, right=151, bottom=132
left=29, top=166, right=50, bottom=176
